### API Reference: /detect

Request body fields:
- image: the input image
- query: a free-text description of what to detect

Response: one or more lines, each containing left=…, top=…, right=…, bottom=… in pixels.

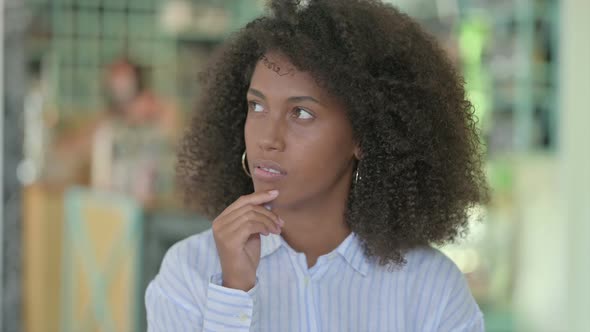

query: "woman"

left=146, top=0, right=489, bottom=331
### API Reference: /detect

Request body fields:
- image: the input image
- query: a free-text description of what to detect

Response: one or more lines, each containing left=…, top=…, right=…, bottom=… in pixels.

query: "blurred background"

left=0, top=0, right=588, bottom=331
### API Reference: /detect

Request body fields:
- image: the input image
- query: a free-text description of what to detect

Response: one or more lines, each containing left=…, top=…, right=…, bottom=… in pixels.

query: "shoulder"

left=146, top=229, right=218, bottom=315
left=403, top=245, right=461, bottom=276
left=369, top=245, right=466, bottom=296
left=159, top=228, right=220, bottom=279
left=152, top=229, right=221, bottom=302
left=400, top=245, right=470, bottom=298
left=401, top=246, right=484, bottom=330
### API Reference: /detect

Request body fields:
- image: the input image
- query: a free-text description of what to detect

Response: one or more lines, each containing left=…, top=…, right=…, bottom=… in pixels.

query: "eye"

left=293, top=107, right=314, bottom=120
left=248, top=101, right=265, bottom=113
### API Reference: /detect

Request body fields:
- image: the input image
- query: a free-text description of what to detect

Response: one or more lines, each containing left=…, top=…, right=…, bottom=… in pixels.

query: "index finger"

left=219, top=190, right=279, bottom=218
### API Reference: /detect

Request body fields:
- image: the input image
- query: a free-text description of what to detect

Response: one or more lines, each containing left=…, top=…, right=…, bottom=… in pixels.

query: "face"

left=106, top=62, right=139, bottom=106
left=245, top=52, right=359, bottom=209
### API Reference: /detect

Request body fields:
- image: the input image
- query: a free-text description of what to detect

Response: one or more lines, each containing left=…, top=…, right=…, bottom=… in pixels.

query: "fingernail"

left=268, top=190, right=279, bottom=197
left=278, top=217, right=285, bottom=226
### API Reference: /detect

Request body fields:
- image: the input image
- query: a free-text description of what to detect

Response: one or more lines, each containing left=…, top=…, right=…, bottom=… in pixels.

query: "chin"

left=252, top=182, right=310, bottom=210
left=253, top=184, right=286, bottom=207
left=252, top=180, right=281, bottom=193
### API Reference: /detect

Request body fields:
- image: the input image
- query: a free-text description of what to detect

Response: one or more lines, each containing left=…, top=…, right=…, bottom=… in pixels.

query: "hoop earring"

left=242, top=151, right=251, bottom=177
left=353, top=161, right=361, bottom=186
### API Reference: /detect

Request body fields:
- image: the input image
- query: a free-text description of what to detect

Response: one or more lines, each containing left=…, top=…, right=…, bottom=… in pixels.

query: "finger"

left=232, top=219, right=277, bottom=242
left=218, top=190, right=279, bottom=218
left=226, top=209, right=281, bottom=235
left=214, top=207, right=280, bottom=240
left=215, top=203, right=280, bottom=230
left=212, top=222, right=267, bottom=256
left=223, top=204, right=282, bottom=229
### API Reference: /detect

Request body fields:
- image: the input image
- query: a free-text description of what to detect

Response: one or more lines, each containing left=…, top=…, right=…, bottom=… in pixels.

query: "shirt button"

left=239, top=313, right=249, bottom=322
left=304, top=276, right=310, bottom=285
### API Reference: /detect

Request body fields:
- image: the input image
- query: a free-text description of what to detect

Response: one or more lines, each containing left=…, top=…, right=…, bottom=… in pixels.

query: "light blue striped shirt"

left=145, top=229, right=484, bottom=331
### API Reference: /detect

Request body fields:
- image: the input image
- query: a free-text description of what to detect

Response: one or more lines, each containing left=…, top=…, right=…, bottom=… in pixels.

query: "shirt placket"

left=286, top=250, right=320, bottom=332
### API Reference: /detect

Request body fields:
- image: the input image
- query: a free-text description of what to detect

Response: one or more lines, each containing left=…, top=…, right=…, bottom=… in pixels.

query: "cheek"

left=289, top=129, right=353, bottom=176
left=244, top=117, right=257, bottom=147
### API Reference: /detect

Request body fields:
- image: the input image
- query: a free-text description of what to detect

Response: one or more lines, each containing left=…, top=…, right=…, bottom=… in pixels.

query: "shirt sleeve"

left=145, top=242, right=204, bottom=331
left=202, top=273, right=260, bottom=332
left=145, top=240, right=261, bottom=332
left=437, top=267, right=485, bottom=332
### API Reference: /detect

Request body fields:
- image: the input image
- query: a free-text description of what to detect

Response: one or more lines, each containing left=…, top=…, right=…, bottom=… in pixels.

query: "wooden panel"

left=22, top=184, right=64, bottom=332
left=61, top=187, right=142, bottom=332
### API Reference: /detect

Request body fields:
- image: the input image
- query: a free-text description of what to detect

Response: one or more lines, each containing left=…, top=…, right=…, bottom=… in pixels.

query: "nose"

left=257, top=117, right=286, bottom=152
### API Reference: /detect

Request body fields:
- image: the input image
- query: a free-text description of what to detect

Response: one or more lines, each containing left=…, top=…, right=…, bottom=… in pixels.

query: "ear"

left=353, top=144, right=363, bottom=160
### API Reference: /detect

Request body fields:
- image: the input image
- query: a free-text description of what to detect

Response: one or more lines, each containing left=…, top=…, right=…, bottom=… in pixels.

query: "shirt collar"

left=336, top=232, right=370, bottom=276
left=260, top=232, right=283, bottom=258
left=260, top=231, right=370, bottom=277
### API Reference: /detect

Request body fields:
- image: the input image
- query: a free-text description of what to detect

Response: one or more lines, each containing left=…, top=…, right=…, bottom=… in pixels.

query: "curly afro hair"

left=178, top=0, right=489, bottom=267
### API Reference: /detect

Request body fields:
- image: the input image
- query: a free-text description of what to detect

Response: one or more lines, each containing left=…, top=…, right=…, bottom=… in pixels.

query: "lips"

left=253, top=159, right=287, bottom=175
left=252, top=159, right=287, bottom=182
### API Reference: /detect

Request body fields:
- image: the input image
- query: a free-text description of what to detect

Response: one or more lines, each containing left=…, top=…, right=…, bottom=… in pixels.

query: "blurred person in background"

left=146, top=0, right=489, bottom=331
left=101, top=57, right=178, bottom=135
left=48, top=57, right=180, bottom=207
left=91, top=57, right=179, bottom=207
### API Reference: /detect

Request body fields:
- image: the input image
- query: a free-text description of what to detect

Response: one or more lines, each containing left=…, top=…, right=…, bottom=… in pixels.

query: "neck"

left=273, top=174, right=353, bottom=268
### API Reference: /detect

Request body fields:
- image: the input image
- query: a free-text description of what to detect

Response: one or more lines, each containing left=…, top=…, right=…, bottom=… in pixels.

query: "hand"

left=212, top=190, right=284, bottom=291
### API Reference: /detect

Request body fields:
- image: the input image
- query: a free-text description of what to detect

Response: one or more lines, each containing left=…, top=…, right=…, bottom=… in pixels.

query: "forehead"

left=249, top=52, right=322, bottom=94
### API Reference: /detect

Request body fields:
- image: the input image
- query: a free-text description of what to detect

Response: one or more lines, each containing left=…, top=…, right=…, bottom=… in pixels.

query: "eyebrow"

left=248, top=88, right=323, bottom=106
